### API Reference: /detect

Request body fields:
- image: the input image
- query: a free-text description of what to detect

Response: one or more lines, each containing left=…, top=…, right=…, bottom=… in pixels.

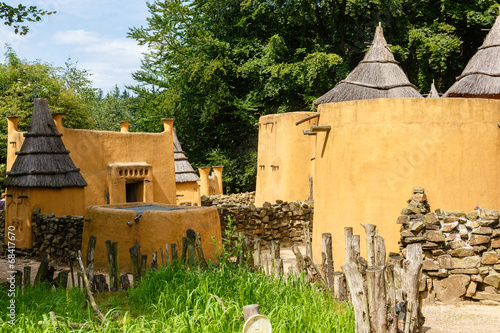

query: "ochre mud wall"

left=313, top=98, right=500, bottom=266
left=255, top=112, right=317, bottom=206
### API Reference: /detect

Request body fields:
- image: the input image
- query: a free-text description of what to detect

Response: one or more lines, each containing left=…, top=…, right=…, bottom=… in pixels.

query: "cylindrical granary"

left=313, top=98, right=500, bottom=266
left=198, top=167, right=211, bottom=197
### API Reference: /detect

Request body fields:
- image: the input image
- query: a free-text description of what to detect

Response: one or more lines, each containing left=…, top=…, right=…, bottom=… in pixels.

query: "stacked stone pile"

left=398, top=188, right=500, bottom=304
left=209, top=198, right=313, bottom=245
left=201, top=191, right=255, bottom=206
left=31, top=208, right=84, bottom=262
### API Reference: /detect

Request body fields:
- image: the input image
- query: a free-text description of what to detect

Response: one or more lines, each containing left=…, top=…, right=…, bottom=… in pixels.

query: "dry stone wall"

left=202, top=192, right=313, bottom=245
left=30, top=208, right=84, bottom=262
left=398, top=188, right=500, bottom=305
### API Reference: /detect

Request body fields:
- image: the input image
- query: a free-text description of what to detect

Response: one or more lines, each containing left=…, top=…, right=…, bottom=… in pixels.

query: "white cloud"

left=52, top=30, right=101, bottom=45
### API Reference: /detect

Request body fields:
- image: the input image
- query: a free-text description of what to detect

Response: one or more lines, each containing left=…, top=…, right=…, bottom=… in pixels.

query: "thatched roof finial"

left=312, top=23, right=422, bottom=106
left=427, top=80, right=440, bottom=98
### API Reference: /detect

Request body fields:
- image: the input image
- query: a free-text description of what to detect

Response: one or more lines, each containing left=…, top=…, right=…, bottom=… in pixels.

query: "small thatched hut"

left=427, top=81, right=440, bottom=98
left=173, top=128, right=201, bottom=205
left=313, top=23, right=422, bottom=106
left=4, top=98, right=87, bottom=248
left=444, top=14, right=500, bottom=98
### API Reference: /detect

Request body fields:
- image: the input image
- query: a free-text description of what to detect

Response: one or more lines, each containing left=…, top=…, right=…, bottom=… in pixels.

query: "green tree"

left=0, top=2, right=55, bottom=35
left=129, top=0, right=500, bottom=192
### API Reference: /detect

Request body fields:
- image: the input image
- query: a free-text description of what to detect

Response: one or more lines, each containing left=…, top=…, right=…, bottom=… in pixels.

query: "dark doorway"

left=126, top=181, right=144, bottom=202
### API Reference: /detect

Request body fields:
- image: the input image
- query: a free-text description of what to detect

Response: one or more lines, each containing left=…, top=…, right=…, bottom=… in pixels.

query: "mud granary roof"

left=313, top=23, right=422, bottom=106
left=444, top=14, right=500, bottom=98
left=173, top=128, right=200, bottom=183
left=5, top=98, right=87, bottom=188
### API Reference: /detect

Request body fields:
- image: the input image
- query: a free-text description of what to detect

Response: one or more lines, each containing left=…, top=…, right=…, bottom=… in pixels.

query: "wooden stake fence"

left=342, top=225, right=424, bottom=333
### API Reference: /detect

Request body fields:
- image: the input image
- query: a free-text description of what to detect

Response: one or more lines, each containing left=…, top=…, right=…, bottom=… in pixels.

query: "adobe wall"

left=6, top=116, right=177, bottom=212
left=314, top=98, right=500, bottom=267
left=255, top=112, right=317, bottom=206
left=398, top=188, right=500, bottom=304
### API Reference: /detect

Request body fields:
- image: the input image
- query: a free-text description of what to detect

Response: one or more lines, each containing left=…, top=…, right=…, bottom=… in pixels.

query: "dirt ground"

left=1, top=249, right=500, bottom=332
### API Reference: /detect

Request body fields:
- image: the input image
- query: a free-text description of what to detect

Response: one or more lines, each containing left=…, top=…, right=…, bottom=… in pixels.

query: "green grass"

left=0, top=264, right=355, bottom=332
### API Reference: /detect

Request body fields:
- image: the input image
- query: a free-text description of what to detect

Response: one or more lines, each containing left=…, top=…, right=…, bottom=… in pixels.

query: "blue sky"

left=0, top=0, right=150, bottom=93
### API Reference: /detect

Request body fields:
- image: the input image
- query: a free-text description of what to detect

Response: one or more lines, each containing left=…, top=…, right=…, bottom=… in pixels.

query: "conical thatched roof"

left=444, top=15, right=500, bottom=98
left=427, top=81, right=440, bottom=98
left=173, top=128, right=200, bottom=183
left=313, top=23, right=422, bottom=106
left=5, top=98, right=87, bottom=188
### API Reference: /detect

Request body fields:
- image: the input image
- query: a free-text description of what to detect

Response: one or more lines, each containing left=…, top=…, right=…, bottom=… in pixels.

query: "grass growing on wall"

left=0, top=264, right=354, bottom=332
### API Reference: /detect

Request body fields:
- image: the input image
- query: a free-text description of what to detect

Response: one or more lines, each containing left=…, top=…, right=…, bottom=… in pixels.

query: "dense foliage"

left=128, top=0, right=500, bottom=193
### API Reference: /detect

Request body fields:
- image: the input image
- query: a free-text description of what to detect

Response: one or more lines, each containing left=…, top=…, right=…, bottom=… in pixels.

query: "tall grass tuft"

left=0, top=264, right=354, bottom=332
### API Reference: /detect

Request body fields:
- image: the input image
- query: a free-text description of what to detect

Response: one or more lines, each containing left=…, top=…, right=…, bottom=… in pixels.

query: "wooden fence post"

left=105, top=240, right=119, bottom=291
left=129, top=244, right=140, bottom=286
left=195, top=231, right=207, bottom=268
left=253, top=237, right=261, bottom=269
left=342, top=262, right=370, bottom=333
left=23, top=266, right=31, bottom=289
left=303, top=222, right=312, bottom=259
left=361, top=224, right=376, bottom=266
left=243, top=304, right=259, bottom=322
left=366, top=266, right=387, bottom=333
left=86, top=235, right=97, bottom=292
left=171, top=244, right=178, bottom=263
left=322, top=233, right=334, bottom=290
left=181, top=237, right=188, bottom=264
left=141, top=254, right=148, bottom=277
left=151, top=251, right=158, bottom=270
left=34, top=253, right=49, bottom=285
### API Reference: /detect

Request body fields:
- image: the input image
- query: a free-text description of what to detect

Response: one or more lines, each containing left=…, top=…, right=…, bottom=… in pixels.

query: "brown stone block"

left=434, top=275, right=470, bottom=304
left=403, top=236, right=425, bottom=244
left=473, top=292, right=500, bottom=302
left=478, top=219, right=499, bottom=227
left=449, top=268, right=478, bottom=275
left=479, top=208, right=500, bottom=220
left=482, top=251, right=500, bottom=265
left=466, top=210, right=479, bottom=221
left=483, top=272, right=500, bottom=289
left=437, top=255, right=453, bottom=269
left=451, top=256, right=481, bottom=269
left=428, top=269, right=449, bottom=278
left=449, top=248, right=475, bottom=257
left=472, top=227, right=493, bottom=235
left=465, top=281, right=477, bottom=298
left=422, top=259, right=440, bottom=271
left=449, top=239, right=466, bottom=249
left=442, top=222, right=459, bottom=232
left=469, top=234, right=490, bottom=245
left=424, top=230, right=445, bottom=243
left=444, top=216, right=459, bottom=224
left=491, top=238, right=500, bottom=248
left=423, top=212, right=439, bottom=225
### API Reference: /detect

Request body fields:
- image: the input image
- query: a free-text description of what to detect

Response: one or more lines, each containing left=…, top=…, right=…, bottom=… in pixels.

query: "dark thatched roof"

left=313, top=23, right=422, bottom=106
left=444, top=14, right=500, bottom=98
left=5, top=98, right=87, bottom=188
left=173, top=128, right=200, bottom=183
left=427, top=81, right=440, bottom=98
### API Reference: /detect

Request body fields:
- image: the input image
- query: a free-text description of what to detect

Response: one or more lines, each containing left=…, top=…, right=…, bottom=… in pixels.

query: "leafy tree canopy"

left=0, top=2, right=55, bottom=35
left=123, top=0, right=497, bottom=192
